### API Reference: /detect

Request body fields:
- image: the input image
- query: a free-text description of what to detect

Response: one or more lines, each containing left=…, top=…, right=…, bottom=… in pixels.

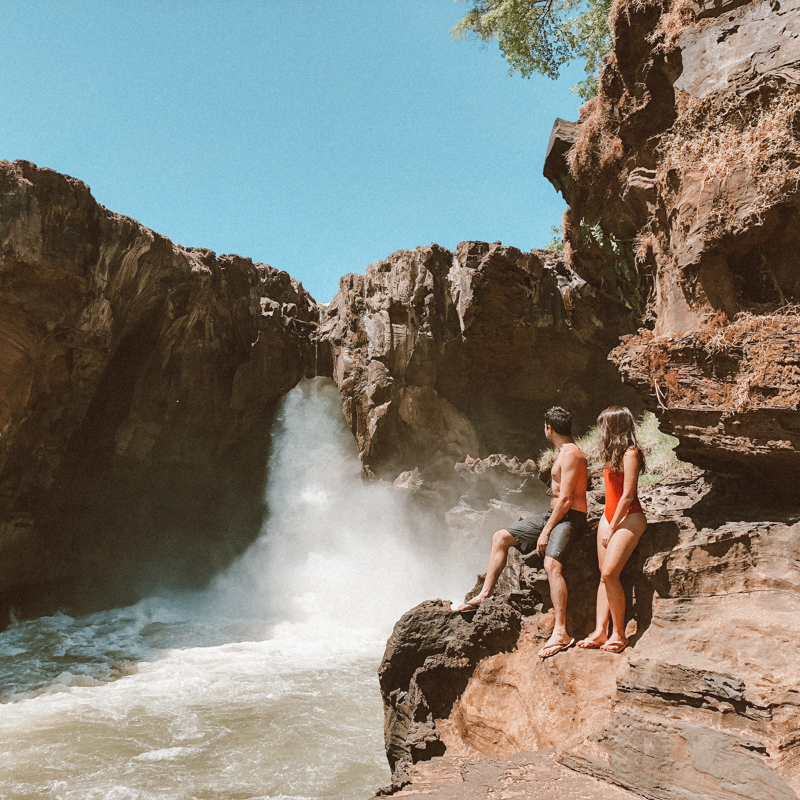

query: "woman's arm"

left=603, top=449, right=641, bottom=545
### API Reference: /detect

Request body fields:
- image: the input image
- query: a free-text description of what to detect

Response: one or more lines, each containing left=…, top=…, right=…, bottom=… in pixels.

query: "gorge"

left=3, top=0, right=800, bottom=797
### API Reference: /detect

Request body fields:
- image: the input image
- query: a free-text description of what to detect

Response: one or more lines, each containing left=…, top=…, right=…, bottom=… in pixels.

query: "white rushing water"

left=0, top=378, right=480, bottom=800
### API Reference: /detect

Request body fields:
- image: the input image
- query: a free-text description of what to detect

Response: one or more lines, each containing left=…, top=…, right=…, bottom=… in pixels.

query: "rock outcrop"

left=377, top=4, right=800, bottom=793
left=319, top=241, right=642, bottom=479
left=556, top=0, right=800, bottom=485
left=376, top=476, right=800, bottom=799
left=0, top=160, right=319, bottom=619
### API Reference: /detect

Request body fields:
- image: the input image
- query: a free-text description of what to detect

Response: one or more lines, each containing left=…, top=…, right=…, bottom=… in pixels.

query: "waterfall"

left=0, top=377, right=477, bottom=799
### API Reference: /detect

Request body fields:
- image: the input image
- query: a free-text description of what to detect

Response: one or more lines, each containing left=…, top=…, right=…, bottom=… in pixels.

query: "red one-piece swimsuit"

left=603, top=450, right=643, bottom=524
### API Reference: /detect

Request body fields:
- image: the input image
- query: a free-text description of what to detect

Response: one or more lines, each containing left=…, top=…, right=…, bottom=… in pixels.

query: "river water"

left=0, top=379, right=480, bottom=800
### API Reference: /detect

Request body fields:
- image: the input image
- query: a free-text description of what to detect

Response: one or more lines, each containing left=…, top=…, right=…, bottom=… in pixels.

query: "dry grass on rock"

left=567, top=95, right=624, bottom=181
left=657, top=88, right=800, bottom=233
left=609, top=0, right=696, bottom=50
left=630, top=306, right=800, bottom=412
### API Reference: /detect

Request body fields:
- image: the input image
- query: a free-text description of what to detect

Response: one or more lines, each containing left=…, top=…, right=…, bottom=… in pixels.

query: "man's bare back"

left=550, top=443, right=588, bottom=514
left=455, top=406, right=588, bottom=654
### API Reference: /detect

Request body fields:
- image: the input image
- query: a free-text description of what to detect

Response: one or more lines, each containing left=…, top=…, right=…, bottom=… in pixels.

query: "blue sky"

left=2, top=2, right=585, bottom=302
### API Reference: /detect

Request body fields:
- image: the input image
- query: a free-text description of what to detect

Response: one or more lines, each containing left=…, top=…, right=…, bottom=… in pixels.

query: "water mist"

left=0, top=377, right=483, bottom=800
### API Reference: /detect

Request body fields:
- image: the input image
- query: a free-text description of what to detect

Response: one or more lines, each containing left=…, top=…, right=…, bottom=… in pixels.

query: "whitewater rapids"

left=0, top=378, right=481, bottom=799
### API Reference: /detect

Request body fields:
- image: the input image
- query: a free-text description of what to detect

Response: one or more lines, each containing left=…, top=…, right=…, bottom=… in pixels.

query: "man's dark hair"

left=544, top=406, right=572, bottom=436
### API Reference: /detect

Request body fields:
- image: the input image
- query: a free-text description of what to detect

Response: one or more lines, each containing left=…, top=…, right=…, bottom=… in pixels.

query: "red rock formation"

left=0, top=160, right=319, bottom=619
left=553, top=0, right=800, bottom=483
left=376, top=476, right=800, bottom=799
left=374, top=751, right=641, bottom=799
left=320, top=241, right=642, bottom=479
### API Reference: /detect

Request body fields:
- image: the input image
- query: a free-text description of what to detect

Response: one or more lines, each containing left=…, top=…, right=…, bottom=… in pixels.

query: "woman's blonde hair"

left=597, top=406, right=645, bottom=473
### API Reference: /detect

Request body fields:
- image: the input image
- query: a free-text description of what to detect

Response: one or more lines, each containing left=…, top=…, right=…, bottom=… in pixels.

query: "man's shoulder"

left=562, top=442, right=587, bottom=464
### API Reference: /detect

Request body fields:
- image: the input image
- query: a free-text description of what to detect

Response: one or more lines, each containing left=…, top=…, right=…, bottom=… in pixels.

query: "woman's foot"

left=577, top=632, right=607, bottom=649
left=600, top=637, right=628, bottom=653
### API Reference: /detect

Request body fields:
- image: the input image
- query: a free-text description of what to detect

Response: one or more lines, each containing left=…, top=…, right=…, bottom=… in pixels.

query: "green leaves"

left=452, top=0, right=613, bottom=99
left=546, top=224, right=565, bottom=252
left=580, top=218, right=647, bottom=314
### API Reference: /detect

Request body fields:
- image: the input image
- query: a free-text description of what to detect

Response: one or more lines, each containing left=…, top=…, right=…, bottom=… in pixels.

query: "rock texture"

left=377, top=597, right=523, bottom=791
left=319, top=241, right=642, bottom=479
left=0, top=160, right=318, bottom=619
left=377, top=2, right=800, bottom=795
left=377, top=476, right=800, bottom=799
left=558, top=0, right=800, bottom=484
left=374, top=750, right=642, bottom=799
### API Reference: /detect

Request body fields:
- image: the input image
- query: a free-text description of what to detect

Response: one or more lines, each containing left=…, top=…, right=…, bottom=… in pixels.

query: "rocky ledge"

left=376, top=475, right=800, bottom=799
left=319, top=241, right=642, bottom=480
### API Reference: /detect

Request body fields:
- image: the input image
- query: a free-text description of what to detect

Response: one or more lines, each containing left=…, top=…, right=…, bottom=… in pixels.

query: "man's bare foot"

left=577, top=631, right=607, bottom=649
left=600, top=637, right=628, bottom=653
left=455, top=596, right=484, bottom=613
left=538, top=635, right=574, bottom=659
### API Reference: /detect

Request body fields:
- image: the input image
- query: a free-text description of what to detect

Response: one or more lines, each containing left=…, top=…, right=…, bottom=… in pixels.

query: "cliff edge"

left=0, top=160, right=320, bottom=618
left=375, top=0, right=800, bottom=796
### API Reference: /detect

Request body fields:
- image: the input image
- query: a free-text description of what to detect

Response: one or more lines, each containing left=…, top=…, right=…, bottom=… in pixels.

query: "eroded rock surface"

left=377, top=597, right=523, bottom=791
left=319, top=241, right=642, bottom=479
left=0, top=160, right=318, bottom=619
left=558, top=0, right=800, bottom=484
left=379, top=475, right=800, bottom=799
left=373, top=750, right=642, bottom=799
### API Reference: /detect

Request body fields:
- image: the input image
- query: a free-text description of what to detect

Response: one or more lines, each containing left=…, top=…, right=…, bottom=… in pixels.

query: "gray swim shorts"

left=506, top=509, right=587, bottom=563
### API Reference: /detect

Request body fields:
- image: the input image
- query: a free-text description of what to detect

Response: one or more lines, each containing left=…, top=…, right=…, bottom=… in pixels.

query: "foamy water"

left=0, top=379, right=480, bottom=799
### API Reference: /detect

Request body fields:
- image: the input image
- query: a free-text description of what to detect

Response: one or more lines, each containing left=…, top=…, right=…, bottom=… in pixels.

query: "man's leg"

left=538, top=556, right=572, bottom=657
left=456, top=528, right=518, bottom=611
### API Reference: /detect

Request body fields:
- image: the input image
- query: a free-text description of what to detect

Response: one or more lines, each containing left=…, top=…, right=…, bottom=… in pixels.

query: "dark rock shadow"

left=31, top=317, right=279, bottom=615
left=685, top=473, right=800, bottom=529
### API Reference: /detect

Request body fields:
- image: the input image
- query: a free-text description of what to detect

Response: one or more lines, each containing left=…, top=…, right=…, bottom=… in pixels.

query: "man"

left=456, top=406, right=588, bottom=659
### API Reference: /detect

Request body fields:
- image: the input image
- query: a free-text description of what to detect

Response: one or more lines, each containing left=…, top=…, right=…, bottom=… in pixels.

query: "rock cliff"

left=375, top=0, right=800, bottom=797
left=319, top=241, right=642, bottom=479
left=549, top=0, right=800, bottom=485
left=376, top=476, right=800, bottom=799
left=0, top=160, right=318, bottom=619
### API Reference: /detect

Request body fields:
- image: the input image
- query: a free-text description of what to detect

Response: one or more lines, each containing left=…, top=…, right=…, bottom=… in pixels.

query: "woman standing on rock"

left=578, top=406, right=647, bottom=654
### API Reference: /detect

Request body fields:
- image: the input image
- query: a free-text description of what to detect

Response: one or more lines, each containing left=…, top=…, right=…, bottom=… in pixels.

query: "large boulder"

left=0, top=160, right=319, bottom=620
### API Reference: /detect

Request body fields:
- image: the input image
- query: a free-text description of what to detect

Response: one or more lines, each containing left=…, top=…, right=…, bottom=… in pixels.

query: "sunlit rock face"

left=377, top=2, right=800, bottom=796
left=554, top=0, right=800, bottom=484
left=376, top=476, right=800, bottom=800
left=319, top=241, right=642, bottom=479
left=0, top=160, right=319, bottom=620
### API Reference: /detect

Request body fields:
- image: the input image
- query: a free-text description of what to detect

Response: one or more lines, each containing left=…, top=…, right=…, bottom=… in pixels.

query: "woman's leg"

left=578, top=519, right=613, bottom=648
left=600, top=512, right=646, bottom=650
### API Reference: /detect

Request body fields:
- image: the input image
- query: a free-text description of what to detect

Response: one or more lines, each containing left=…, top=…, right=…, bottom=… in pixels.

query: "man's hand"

left=536, top=530, right=550, bottom=556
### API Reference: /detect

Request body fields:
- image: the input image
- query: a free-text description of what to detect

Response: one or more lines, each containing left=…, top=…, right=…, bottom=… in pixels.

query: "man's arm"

left=536, top=448, right=581, bottom=556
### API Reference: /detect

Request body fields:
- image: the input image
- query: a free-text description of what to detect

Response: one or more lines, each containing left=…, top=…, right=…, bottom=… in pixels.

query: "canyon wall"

left=550, top=0, right=800, bottom=485
left=319, top=241, right=642, bottom=480
left=0, top=160, right=318, bottom=619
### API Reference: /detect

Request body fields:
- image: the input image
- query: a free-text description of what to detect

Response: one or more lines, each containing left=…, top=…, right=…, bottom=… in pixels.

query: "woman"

left=578, top=406, right=647, bottom=653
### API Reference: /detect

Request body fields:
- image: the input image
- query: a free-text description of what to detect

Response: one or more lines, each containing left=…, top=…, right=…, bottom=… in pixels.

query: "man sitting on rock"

left=456, top=406, right=588, bottom=659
